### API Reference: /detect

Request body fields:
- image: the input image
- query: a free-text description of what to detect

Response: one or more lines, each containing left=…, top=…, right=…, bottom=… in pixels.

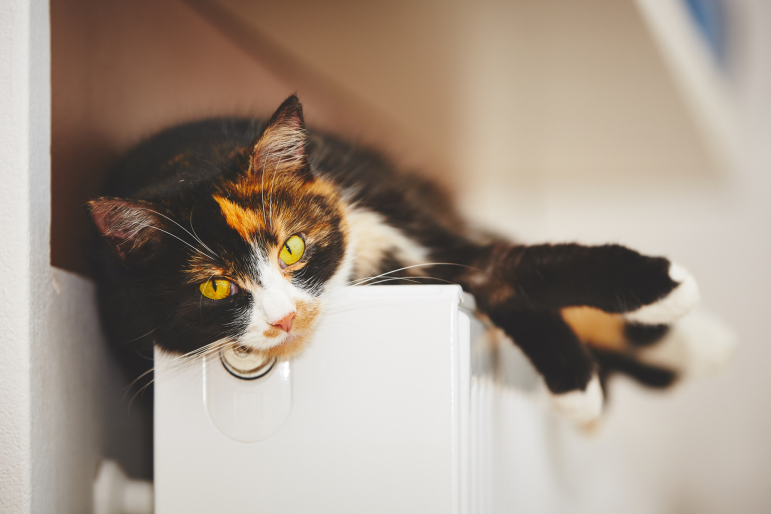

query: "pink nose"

left=270, top=312, right=296, bottom=333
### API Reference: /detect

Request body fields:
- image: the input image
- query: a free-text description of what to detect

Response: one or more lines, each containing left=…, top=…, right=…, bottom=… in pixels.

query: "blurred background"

left=50, top=0, right=770, bottom=512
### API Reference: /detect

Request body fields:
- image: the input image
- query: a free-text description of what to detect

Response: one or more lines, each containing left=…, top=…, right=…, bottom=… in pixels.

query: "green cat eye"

left=200, top=278, right=236, bottom=300
left=279, top=235, right=305, bottom=267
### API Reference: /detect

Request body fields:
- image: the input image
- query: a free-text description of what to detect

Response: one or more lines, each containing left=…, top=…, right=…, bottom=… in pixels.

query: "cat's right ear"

left=250, top=94, right=312, bottom=182
left=86, top=197, right=167, bottom=268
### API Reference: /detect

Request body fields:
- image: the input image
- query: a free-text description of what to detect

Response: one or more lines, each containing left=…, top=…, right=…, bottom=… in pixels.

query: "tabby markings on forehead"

left=214, top=195, right=264, bottom=241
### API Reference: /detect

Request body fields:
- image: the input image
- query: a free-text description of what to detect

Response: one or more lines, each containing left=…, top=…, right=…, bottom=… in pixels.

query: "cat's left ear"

left=86, top=197, right=169, bottom=268
left=250, top=95, right=313, bottom=182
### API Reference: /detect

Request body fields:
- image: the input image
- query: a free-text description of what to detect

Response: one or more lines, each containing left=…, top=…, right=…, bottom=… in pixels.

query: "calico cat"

left=87, top=95, right=709, bottom=424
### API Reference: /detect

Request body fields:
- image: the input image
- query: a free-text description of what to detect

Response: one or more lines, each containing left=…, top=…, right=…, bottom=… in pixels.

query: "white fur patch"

left=637, top=308, right=737, bottom=377
left=549, top=375, right=604, bottom=425
left=345, top=206, right=428, bottom=279
left=624, top=263, right=700, bottom=324
left=237, top=251, right=314, bottom=352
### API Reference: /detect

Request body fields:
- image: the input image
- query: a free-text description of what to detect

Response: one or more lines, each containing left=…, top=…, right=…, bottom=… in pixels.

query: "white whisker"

left=189, top=207, right=220, bottom=258
left=128, top=222, right=212, bottom=260
left=117, top=326, right=160, bottom=347
left=357, top=276, right=457, bottom=287
left=137, top=208, right=218, bottom=261
left=347, top=262, right=476, bottom=287
left=260, top=138, right=280, bottom=227
left=269, top=146, right=290, bottom=231
left=124, top=366, right=156, bottom=400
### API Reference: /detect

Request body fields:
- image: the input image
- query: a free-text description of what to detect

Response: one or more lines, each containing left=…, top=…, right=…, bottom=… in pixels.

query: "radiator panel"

left=155, top=285, right=547, bottom=513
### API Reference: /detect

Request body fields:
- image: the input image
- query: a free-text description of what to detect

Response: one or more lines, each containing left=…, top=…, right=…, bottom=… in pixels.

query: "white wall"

left=0, top=1, right=36, bottom=511
left=459, top=1, right=771, bottom=512
left=0, top=2, right=150, bottom=513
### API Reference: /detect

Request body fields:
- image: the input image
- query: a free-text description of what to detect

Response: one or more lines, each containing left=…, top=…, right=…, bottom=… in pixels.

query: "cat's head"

left=87, top=96, right=350, bottom=359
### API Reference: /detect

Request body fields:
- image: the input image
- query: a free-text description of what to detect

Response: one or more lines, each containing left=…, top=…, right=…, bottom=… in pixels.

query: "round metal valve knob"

left=219, top=346, right=276, bottom=380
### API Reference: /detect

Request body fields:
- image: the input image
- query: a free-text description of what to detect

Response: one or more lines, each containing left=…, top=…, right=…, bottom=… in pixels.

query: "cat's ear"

left=250, top=95, right=312, bottom=182
left=86, top=197, right=168, bottom=267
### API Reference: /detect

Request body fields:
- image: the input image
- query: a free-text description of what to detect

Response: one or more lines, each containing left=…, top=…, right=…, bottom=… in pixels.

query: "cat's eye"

left=200, top=278, right=239, bottom=300
left=279, top=235, right=305, bottom=267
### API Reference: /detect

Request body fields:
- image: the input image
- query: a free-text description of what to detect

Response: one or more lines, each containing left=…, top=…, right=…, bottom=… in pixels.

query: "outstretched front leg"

left=463, top=242, right=699, bottom=322
left=436, top=241, right=700, bottom=424
left=491, top=306, right=604, bottom=424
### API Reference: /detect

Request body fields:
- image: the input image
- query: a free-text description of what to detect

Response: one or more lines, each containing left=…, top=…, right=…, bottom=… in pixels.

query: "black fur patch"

left=487, top=308, right=597, bottom=394
left=592, top=348, right=678, bottom=389
left=625, top=323, right=670, bottom=347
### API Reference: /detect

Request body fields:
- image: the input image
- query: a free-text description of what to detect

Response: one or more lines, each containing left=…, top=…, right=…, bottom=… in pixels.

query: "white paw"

left=624, top=263, right=700, bottom=324
left=638, top=308, right=737, bottom=377
left=549, top=375, right=604, bottom=425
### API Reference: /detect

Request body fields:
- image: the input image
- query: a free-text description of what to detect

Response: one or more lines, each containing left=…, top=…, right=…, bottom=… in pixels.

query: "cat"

left=87, top=95, right=716, bottom=425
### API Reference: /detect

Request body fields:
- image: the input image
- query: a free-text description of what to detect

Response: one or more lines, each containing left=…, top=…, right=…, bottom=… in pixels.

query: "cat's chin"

left=249, top=333, right=312, bottom=360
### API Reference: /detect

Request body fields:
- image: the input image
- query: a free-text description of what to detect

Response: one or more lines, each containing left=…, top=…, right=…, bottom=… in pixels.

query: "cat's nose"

left=270, top=312, right=295, bottom=333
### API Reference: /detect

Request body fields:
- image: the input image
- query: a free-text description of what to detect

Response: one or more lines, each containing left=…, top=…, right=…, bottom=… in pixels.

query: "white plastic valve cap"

left=220, top=346, right=275, bottom=379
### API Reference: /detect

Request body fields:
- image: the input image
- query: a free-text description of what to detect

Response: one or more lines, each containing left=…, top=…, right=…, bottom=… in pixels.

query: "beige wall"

left=219, top=0, right=716, bottom=186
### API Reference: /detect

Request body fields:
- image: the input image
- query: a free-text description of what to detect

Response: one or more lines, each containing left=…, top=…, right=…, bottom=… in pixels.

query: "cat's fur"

left=88, top=96, right=706, bottom=423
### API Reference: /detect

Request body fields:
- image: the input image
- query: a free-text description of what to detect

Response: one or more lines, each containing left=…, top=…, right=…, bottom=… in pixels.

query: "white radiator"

left=153, top=285, right=572, bottom=513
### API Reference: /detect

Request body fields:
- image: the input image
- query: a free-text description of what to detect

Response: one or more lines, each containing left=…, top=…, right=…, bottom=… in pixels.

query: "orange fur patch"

left=258, top=335, right=310, bottom=359
left=562, top=306, right=626, bottom=350
left=262, top=326, right=283, bottom=338
left=214, top=195, right=264, bottom=240
left=184, top=262, right=229, bottom=284
left=166, top=153, right=189, bottom=167
left=220, top=172, right=348, bottom=277
left=293, top=300, right=320, bottom=332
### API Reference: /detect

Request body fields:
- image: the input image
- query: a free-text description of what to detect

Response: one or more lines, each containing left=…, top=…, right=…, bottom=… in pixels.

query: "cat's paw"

left=638, top=308, right=737, bottom=377
left=549, top=375, right=604, bottom=425
left=624, top=263, right=700, bottom=324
